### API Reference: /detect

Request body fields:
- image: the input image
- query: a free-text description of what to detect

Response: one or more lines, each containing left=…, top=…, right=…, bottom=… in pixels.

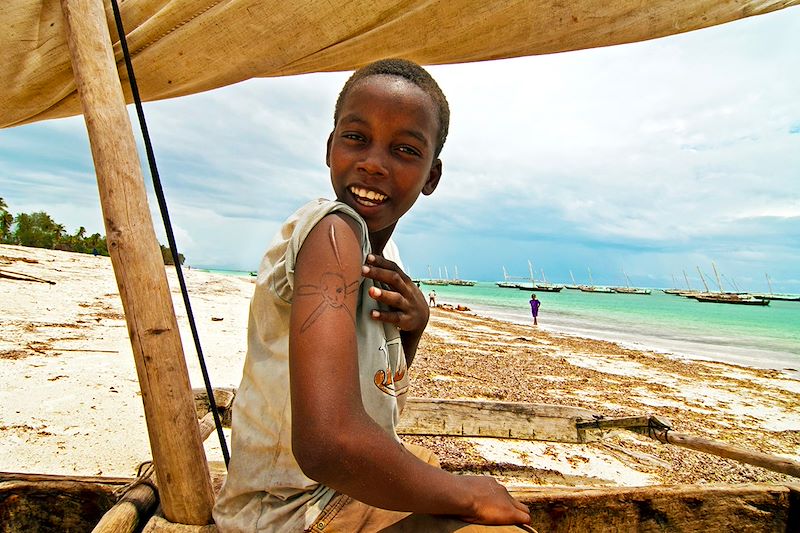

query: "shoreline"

left=2, top=244, right=798, bottom=488
left=434, top=296, right=800, bottom=379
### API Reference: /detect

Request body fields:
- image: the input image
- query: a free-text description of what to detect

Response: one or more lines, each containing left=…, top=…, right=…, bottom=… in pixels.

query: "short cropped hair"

left=334, top=58, right=450, bottom=157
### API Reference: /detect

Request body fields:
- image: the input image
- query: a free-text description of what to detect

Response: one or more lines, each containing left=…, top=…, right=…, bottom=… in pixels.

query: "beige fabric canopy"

left=2, top=0, right=798, bottom=129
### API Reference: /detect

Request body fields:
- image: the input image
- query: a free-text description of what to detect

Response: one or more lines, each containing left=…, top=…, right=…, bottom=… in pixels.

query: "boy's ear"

left=325, top=132, right=333, bottom=167
left=422, top=159, right=442, bottom=196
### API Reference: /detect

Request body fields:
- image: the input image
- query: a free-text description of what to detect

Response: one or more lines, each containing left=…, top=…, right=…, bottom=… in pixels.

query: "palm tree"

left=0, top=197, right=13, bottom=243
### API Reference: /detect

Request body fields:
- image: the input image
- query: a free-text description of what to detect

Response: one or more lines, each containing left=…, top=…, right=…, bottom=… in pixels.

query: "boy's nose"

left=357, top=146, right=388, bottom=176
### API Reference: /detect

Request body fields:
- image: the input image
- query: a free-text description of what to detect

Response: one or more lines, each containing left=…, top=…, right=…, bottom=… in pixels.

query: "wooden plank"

left=397, top=398, right=599, bottom=443
left=511, top=484, right=793, bottom=532
left=59, top=0, right=214, bottom=524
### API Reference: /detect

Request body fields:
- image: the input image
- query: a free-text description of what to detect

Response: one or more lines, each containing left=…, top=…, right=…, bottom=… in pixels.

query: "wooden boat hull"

left=516, top=483, right=798, bottom=532
left=517, top=285, right=564, bottom=292
left=0, top=473, right=129, bottom=533
left=693, top=295, right=770, bottom=306
left=3, top=474, right=797, bottom=532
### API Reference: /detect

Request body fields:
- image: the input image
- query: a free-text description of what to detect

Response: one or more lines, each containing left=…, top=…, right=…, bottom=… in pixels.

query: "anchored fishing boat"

left=3, top=0, right=799, bottom=531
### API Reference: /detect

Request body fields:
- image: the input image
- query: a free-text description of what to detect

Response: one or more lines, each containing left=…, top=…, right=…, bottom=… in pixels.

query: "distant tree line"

left=1, top=197, right=183, bottom=265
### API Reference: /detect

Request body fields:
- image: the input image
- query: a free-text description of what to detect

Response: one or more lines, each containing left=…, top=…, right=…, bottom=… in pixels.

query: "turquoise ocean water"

left=199, top=268, right=799, bottom=377
left=424, top=283, right=800, bottom=376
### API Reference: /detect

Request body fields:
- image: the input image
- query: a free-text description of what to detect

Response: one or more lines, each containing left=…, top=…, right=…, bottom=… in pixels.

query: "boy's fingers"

left=362, top=266, right=409, bottom=294
left=370, top=309, right=403, bottom=326
left=368, top=286, right=405, bottom=309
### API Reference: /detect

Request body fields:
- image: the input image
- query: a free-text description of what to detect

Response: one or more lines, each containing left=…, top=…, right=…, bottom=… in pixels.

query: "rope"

left=108, top=0, right=230, bottom=466
left=113, top=461, right=159, bottom=499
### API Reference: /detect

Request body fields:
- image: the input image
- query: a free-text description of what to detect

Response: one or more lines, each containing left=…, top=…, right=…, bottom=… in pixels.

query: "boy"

left=214, top=59, right=531, bottom=532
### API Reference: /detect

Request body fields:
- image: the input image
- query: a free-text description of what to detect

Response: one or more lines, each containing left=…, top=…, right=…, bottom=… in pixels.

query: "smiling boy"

left=214, top=59, right=531, bottom=532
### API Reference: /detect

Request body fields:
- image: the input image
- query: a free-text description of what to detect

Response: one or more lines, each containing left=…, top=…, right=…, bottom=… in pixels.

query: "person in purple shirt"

left=529, top=294, right=541, bottom=326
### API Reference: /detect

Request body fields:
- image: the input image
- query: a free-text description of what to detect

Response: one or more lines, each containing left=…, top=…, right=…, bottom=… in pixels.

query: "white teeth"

left=349, top=186, right=386, bottom=203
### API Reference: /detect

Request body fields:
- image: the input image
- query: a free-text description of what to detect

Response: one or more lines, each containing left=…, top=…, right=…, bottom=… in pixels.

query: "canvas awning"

left=2, top=0, right=798, bottom=129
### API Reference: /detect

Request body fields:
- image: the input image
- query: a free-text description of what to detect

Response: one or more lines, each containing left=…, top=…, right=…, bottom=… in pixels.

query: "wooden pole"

left=652, top=429, right=800, bottom=479
left=91, top=484, right=158, bottom=533
left=60, top=0, right=215, bottom=524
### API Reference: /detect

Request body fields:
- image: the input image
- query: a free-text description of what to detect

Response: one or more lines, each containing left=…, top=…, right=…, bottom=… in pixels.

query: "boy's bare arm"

left=289, top=214, right=529, bottom=525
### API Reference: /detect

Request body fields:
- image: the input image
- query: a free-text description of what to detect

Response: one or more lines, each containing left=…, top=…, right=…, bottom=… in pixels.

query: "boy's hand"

left=362, top=254, right=429, bottom=333
left=458, top=475, right=531, bottom=525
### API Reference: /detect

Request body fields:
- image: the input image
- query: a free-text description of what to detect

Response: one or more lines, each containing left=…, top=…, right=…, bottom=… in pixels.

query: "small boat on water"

left=421, top=265, right=449, bottom=286
left=692, top=293, right=770, bottom=306
left=516, top=261, right=564, bottom=292
left=753, top=274, right=800, bottom=301
left=496, top=266, right=526, bottom=288
left=579, top=267, right=614, bottom=293
left=448, top=266, right=476, bottom=286
left=612, top=270, right=651, bottom=295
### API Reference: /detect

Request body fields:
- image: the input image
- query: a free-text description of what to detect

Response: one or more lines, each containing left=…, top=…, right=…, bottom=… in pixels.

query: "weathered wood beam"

left=651, top=429, right=800, bottom=479
left=511, top=484, right=796, bottom=532
left=59, top=0, right=214, bottom=524
left=91, top=484, right=158, bottom=533
left=397, top=398, right=599, bottom=443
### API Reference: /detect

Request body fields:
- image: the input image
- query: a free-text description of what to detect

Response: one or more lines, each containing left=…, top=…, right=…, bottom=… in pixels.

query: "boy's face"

left=327, top=75, right=442, bottom=238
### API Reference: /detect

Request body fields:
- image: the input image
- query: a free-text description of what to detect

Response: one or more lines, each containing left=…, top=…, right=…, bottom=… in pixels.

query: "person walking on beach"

left=530, top=293, right=541, bottom=326
left=214, top=59, right=531, bottom=532
left=428, top=289, right=437, bottom=307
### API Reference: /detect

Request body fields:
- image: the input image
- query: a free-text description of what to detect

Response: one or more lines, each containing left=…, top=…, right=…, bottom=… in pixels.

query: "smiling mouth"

left=349, top=185, right=387, bottom=206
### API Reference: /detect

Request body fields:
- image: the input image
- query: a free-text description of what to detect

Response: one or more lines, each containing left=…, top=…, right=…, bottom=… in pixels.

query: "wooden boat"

left=3, top=0, right=799, bottom=530
left=6, top=395, right=800, bottom=531
left=448, top=266, right=476, bottom=286
left=517, top=260, right=564, bottom=292
left=753, top=274, right=800, bottom=301
left=496, top=266, right=525, bottom=288
left=579, top=268, right=614, bottom=293
left=613, top=271, right=651, bottom=295
left=692, top=293, right=770, bottom=306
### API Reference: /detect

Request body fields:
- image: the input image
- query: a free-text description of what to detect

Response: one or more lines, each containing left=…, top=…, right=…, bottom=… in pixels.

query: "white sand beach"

left=1, top=244, right=798, bottom=488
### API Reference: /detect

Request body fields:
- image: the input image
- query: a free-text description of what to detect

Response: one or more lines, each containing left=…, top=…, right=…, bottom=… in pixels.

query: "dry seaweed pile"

left=405, top=308, right=800, bottom=486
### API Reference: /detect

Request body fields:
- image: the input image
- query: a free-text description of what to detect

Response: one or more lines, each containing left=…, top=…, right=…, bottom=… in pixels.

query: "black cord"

left=109, top=0, right=230, bottom=466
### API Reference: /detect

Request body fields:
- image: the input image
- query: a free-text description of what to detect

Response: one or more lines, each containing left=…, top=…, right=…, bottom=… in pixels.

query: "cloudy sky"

left=1, top=8, right=798, bottom=292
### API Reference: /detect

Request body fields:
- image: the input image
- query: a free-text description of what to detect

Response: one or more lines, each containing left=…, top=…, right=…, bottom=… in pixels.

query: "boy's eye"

left=342, top=133, right=365, bottom=142
left=397, top=145, right=421, bottom=157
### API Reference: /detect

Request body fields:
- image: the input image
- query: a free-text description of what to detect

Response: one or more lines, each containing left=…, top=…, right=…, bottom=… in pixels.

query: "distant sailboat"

left=517, top=260, right=563, bottom=292
left=613, top=270, right=651, bottom=295
left=565, top=269, right=580, bottom=290
left=495, top=266, right=518, bottom=288
left=421, top=264, right=448, bottom=286
left=752, top=273, right=800, bottom=301
left=685, top=263, right=769, bottom=305
left=449, top=265, right=476, bottom=286
left=579, top=267, right=613, bottom=293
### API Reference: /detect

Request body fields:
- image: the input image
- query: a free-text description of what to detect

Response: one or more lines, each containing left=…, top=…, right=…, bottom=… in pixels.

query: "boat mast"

left=696, top=266, right=711, bottom=293
left=60, top=0, right=213, bottom=524
left=683, top=269, right=692, bottom=290
left=570, top=269, right=576, bottom=285
left=766, top=273, right=774, bottom=294
left=588, top=267, right=594, bottom=286
left=541, top=269, right=547, bottom=284
left=528, top=260, right=535, bottom=284
left=711, top=262, right=724, bottom=293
